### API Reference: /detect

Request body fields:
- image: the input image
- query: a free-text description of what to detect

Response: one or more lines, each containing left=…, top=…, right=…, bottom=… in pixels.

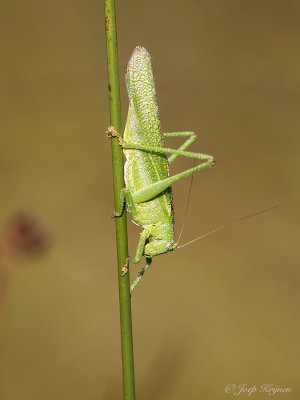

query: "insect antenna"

left=177, top=205, right=279, bottom=250
left=176, top=160, right=196, bottom=246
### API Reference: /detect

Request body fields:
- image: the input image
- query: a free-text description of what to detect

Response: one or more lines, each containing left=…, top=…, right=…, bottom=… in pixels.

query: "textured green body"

left=123, top=47, right=175, bottom=256
left=110, top=46, right=214, bottom=278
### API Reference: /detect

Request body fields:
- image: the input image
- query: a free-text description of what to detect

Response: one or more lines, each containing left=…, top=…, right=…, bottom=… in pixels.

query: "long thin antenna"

left=176, top=161, right=196, bottom=245
left=177, top=205, right=278, bottom=250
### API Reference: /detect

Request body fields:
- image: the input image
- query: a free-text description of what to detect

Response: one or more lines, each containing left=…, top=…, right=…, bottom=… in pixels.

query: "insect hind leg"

left=163, top=131, right=197, bottom=164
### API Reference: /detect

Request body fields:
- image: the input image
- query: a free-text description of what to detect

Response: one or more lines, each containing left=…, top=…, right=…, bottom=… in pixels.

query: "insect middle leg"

left=130, top=256, right=152, bottom=292
left=112, top=188, right=127, bottom=218
left=122, top=226, right=151, bottom=281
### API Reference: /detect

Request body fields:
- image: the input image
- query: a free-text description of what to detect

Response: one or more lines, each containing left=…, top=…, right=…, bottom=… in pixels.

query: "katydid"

left=107, top=46, right=215, bottom=291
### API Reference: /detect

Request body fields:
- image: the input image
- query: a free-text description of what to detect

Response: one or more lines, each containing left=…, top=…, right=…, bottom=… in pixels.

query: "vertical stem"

left=104, top=1, right=136, bottom=399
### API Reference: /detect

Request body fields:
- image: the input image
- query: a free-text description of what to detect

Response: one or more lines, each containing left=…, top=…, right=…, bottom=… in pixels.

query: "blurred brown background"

left=0, top=0, right=299, bottom=399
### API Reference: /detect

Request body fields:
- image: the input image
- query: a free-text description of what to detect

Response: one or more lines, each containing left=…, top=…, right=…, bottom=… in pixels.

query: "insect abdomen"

left=124, top=47, right=174, bottom=231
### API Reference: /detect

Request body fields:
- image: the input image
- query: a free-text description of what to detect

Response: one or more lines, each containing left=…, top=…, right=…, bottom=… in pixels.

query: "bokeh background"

left=1, top=0, right=299, bottom=399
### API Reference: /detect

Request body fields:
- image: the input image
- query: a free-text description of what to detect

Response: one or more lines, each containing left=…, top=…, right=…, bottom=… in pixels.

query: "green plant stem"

left=104, top=1, right=136, bottom=399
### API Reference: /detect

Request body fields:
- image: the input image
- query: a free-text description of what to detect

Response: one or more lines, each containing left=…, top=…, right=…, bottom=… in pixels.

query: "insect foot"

left=106, top=125, right=119, bottom=138
left=121, top=266, right=128, bottom=276
left=106, top=126, right=126, bottom=147
left=110, top=210, right=123, bottom=220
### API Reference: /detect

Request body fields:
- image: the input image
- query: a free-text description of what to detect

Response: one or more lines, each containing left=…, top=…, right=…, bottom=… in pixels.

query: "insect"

left=107, top=46, right=215, bottom=290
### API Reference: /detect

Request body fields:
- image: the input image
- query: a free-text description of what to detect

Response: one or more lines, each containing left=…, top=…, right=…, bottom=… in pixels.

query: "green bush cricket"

left=107, top=46, right=215, bottom=291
